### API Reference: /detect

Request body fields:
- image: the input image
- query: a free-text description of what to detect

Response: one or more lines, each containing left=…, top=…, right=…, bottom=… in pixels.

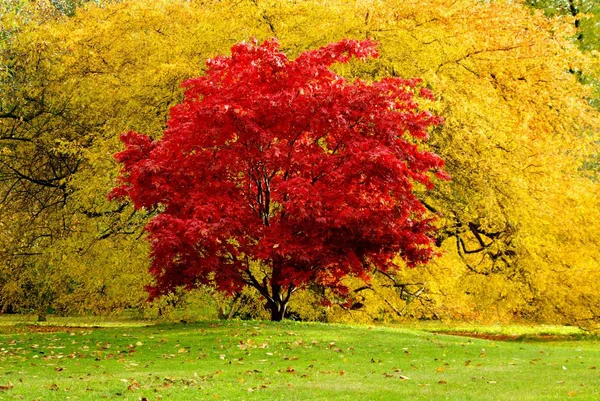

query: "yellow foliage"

left=1, top=0, right=598, bottom=325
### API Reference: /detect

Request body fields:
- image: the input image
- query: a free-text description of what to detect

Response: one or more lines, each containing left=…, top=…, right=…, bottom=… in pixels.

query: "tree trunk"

left=267, top=263, right=289, bottom=321
left=244, top=263, right=291, bottom=321
left=268, top=299, right=288, bottom=321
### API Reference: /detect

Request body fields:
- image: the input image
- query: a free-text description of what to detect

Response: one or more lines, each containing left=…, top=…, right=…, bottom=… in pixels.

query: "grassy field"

left=0, top=318, right=599, bottom=400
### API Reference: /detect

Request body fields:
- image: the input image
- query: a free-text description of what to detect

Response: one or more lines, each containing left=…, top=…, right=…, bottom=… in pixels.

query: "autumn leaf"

left=127, top=381, right=140, bottom=391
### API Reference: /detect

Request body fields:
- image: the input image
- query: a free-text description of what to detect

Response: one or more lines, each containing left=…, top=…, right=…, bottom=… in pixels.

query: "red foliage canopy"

left=110, top=38, right=446, bottom=319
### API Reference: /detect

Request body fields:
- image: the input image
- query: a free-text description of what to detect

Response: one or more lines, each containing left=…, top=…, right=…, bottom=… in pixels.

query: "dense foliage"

left=0, top=0, right=598, bottom=327
left=110, top=39, right=446, bottom=320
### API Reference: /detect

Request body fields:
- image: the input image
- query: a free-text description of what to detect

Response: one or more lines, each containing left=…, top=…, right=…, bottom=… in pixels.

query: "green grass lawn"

left=0, top=319, right=598, bottom=400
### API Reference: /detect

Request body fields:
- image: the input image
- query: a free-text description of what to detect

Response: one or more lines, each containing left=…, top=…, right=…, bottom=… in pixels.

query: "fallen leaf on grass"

left=384, top=372, right=410, bottom=380
left=181, top=378, right=198, bottom=386
left=0, top=381, right=14, bottom=391
left=245, top=370, right=261, bottom=375
left=438, top=380, right=447, bottom=385
left=127, top=381, right=140, bottom=391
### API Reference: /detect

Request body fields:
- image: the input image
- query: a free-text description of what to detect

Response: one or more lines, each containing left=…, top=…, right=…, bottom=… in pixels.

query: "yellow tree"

left=331, top=0, right=600, bottom=325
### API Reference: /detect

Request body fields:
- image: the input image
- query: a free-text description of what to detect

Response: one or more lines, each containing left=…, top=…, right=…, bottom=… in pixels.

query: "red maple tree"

left=110, top=38, right=447, bottom=321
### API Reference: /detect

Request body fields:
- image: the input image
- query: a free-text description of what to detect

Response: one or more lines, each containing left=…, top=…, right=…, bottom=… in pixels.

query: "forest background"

left=1, top=0, right=599, bottom=329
